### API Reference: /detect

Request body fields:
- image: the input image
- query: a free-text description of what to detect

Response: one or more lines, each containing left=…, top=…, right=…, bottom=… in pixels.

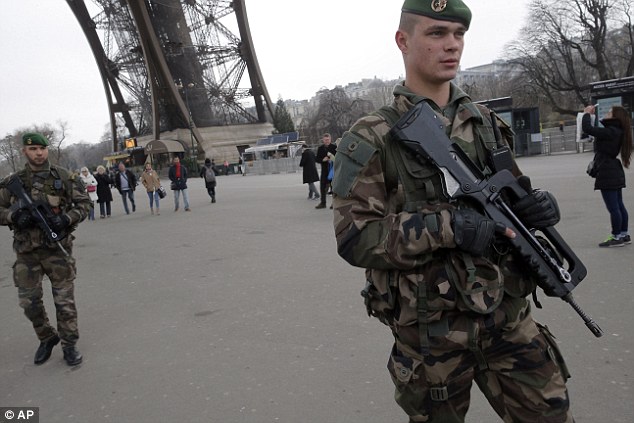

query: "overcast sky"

left=0, top=0, right=530, bottom=145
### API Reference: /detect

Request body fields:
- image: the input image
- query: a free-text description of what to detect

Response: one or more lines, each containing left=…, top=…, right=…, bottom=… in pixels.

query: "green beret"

left=402, top=0, right=472, bottom=28
left=22, top=132, right=49, bottom=147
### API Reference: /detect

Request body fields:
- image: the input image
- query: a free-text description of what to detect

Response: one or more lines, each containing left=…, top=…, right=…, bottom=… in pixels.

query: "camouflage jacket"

left=0, top=161, right=91, bottom=253
left=332, top=83, right=536, bottom=330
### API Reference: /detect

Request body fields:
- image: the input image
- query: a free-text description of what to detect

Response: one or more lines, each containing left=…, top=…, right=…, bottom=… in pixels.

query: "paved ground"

left=1, top=152, right=632, bottom=423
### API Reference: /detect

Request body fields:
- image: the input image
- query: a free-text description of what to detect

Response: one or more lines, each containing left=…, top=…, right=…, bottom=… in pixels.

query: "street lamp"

left=176, top=79, right=198, bottom=173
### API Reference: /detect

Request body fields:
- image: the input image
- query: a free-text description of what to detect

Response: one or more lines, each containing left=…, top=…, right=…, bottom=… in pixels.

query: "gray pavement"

left=1, top=152, right=633, bottom=423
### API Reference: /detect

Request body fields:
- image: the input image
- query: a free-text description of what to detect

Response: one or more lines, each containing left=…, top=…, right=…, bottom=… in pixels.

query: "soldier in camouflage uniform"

left=0, top=133, right=91, bottom=366
left=332, top=1, right=573, bottom=422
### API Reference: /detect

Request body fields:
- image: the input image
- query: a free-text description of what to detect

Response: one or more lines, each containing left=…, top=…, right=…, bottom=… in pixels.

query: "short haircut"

left=399, top=12, right=418, bottom=34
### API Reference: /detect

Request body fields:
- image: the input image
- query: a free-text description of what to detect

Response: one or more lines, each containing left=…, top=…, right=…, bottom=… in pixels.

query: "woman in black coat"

left=582, top=105, right=632, bottom=247
left=94, top=165, right=114, bottom=218
left=299, top=145, right=320, bottom=200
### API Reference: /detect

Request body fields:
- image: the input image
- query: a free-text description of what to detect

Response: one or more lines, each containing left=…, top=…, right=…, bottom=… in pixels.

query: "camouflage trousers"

left=387, top=299, right=573, bottom=423
left=12, top=246, right=79, bottom=347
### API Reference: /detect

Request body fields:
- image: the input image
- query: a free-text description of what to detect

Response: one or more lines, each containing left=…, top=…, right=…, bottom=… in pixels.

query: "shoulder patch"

left=337, top=131, right=377, bottom=166
left=332, top=131, right=378, bottom=198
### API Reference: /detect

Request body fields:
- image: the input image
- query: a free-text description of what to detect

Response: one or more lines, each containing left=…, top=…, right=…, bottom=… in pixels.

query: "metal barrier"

left=541, top=130, right=594, bottom=156
left=243, top=157, right=301, bottom=176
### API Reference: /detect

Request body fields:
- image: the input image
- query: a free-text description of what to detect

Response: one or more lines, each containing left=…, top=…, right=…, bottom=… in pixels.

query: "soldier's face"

left=396, top=15, right=466, bottom=86
left=23, top=145, right=49, bottom=167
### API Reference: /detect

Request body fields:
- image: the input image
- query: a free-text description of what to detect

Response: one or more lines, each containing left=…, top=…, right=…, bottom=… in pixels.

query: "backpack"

left=204, top=166, right=216, bottom=183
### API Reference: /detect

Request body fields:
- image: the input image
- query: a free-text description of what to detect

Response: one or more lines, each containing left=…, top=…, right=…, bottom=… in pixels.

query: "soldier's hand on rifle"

left=512, top=176, right=560, bottom=229
left=11, top=208, right=34, bottom=230
left=451, top=208, right=512, bottom=256
left=49, top=214, right=71, bottom=232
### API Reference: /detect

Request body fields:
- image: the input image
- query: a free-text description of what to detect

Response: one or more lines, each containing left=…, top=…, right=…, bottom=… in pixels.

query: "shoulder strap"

left=373, top=106, right=401, bottom=195
left=50, top=164, right=74, bottom=194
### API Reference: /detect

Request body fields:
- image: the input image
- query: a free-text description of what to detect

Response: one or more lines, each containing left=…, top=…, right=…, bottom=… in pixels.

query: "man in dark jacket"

left=113, top=162, right=137, bottom=214
left=299, top=145, right=320, bottom=200
left=168, top=157, right=191, bottom=211
left=315, top=133, right=337, bottom=209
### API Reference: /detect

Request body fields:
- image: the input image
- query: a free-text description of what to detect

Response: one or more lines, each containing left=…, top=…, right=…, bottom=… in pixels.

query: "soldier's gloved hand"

left=11, top=209, right=34, bottom=230
left=451, top=208, right=506, bottom=256
left=49, top=214, right=71, bottom=232
left=512, top=176, right=560, bottom=229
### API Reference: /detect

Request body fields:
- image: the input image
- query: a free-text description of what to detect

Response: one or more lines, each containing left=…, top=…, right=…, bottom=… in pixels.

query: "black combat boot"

left=63, top=346, right=83, bottom=366
left=34, top=334, right=60, bottom=365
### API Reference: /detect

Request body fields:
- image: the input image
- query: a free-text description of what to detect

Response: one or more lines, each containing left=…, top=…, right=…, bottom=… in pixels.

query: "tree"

left=272, top=98, right=295, bottom=134
left=63, top=140, right=112, bottom=171
left=0, top=133, right=22, bottom=174
left=611, top=0, right=634, bottom=75
left=301, top=87, right=374, bottom=142
left=47, top=120, right=69, bottom=166
left=508, top=0, right=632, bottom=115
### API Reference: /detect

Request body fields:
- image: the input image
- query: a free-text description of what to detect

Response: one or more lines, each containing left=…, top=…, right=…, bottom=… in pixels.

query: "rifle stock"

left=390, top=101, right=602, bottom=337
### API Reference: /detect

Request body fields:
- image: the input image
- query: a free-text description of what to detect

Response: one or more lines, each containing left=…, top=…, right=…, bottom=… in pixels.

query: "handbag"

left=327, top=161, right=334, bottom=181
left=586, top=157, right=600, bottom=178
left=157, top=186, right=167, bottom=199
left=87, top=185, right=97, bottom=192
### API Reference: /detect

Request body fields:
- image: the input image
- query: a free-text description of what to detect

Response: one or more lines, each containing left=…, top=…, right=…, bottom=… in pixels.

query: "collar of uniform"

left=454, top=102, right=487, bottom=130
left=393, top=82, right=470, bottom=110
left=25, top=160, right=51, bottom=173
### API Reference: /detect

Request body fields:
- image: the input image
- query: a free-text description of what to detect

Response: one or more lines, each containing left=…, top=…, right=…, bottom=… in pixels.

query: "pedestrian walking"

left=299, top=144, right=320, bottom=200
left=140, top=162, right=162, bottom=215
left=79, top=166, right=98, bottom=221
left=168, top=157, right=191, bottom=211
left=199, top=158, right=217, bottom=203
left=94, top=165, right=113, bottom=218
left=113, top=162, right=137, bottom=215
left=315, top=133, right=337, bottom=209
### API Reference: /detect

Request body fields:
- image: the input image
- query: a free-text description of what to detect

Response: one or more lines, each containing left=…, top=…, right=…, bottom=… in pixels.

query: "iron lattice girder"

left=69, top=0, right=273, bottom=148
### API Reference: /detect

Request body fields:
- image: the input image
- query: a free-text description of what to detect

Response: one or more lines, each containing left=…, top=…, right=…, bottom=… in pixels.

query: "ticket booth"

left=589, top=76, right=634, bottom=124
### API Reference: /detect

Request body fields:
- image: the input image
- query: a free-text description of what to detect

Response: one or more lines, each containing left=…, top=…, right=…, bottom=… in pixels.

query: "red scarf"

left=175, top=162, right=181, bottom=178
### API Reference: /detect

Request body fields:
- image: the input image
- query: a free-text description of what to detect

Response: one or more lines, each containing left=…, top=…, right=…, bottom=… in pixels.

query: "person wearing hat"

left=0, top=132, right=91, bottom=366
left=199, top=158, right=217, bottom=203
left=332, top=1, right=571, bottom=421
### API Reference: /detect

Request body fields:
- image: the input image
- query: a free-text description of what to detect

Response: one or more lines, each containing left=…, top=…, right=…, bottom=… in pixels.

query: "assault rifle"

left=390, top=101, right=603, bottom=337
left=6, top=176, right=70, bottom=257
